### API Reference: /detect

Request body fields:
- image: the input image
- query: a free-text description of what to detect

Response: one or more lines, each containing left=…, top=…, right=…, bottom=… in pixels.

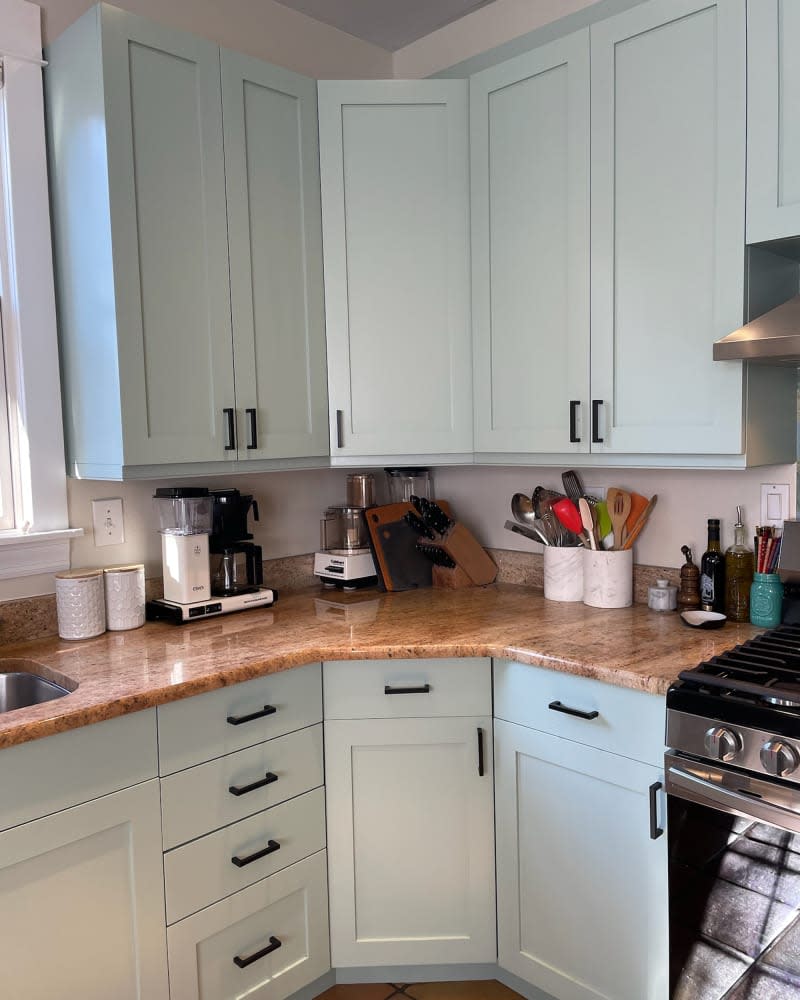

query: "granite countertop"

left=0, top=583, right=762, bottom=749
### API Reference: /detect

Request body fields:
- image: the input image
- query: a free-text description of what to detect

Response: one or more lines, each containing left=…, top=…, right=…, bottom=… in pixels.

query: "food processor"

left=313, top=475, right=378, bottom=589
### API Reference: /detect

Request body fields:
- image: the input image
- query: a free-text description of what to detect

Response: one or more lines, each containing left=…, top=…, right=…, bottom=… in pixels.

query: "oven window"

left=670, top=796, right=800, bottom=998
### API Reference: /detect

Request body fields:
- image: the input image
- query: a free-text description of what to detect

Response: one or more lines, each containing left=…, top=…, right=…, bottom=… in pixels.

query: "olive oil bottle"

left=700, top=518, right=725, bottom=613
left=725, top=506, right=754, bottom=622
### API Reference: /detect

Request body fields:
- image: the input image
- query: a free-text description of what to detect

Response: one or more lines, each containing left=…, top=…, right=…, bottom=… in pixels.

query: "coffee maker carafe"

left=209, top=489, right=263, bottom=596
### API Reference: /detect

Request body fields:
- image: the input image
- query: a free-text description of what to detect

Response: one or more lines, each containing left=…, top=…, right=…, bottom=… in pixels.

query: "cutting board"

left=365, top=501, right=453, bottom=592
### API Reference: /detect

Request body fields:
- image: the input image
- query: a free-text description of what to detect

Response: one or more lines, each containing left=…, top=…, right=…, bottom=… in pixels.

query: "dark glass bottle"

left=700, top=518, right=726, bottom=613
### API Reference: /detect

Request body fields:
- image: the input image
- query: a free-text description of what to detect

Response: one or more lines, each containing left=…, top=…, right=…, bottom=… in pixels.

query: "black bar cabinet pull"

left=591, top=399, right=604, bottom=443
left=231, top=839, right=281, bottom=868
left=569, top=400, right=581, bottom=443
left=226, top=704, right=277, bottom=727
left=649, top=781, right=664, bottom=840
left=233, top=935, right=282, bottom=969
left=384, top=684, right=431, bottom=695
left=228, top=771, right=278, bottom=797
left=477, top=727, right=485, bottom=777
left=548, top=700, right=599, bottom=721
left=246, top=407, right=258, bottom=450
left=335, top=409, right=344, bottom=449
left=223, top=407, right=236, bottom=451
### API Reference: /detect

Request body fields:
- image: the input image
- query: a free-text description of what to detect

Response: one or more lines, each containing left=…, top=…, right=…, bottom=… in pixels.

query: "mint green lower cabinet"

left=495, top=719, right=667, bottom=1000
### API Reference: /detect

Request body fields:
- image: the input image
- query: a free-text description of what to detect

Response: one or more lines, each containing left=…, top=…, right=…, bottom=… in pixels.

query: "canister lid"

left=103, top=563, right=144, bottom=574
left=55, top=568, right=103, bottom=580
left=656, top=579, right=668, bottom=588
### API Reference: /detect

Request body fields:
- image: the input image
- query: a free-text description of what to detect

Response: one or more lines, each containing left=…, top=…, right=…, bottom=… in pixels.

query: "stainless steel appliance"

left=666, top=625, right=800, bottom=999
left=314, top=477, right=377, bottom=589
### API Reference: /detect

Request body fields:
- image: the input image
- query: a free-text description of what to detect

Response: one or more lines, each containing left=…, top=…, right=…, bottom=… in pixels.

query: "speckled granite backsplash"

left=0, top=550, right=680, bottom=646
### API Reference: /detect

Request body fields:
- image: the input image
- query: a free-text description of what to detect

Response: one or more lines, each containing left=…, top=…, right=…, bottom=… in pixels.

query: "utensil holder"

left=583, top=549, right=633, bottom=608
left=544, top=547, right=584, bottom=602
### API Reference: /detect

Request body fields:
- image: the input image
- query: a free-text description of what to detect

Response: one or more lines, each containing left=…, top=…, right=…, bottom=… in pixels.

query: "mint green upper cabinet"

left=746, top=0, right=800, bottom=243
left=471, top=31, right=590, bottom=455
left=221, top=52, right=328, bottom=460
left=318, top=81, right=472, bottom=459
left=590, top=0, right=751, bottom=457
left=47, top=6, right=328, bottom=478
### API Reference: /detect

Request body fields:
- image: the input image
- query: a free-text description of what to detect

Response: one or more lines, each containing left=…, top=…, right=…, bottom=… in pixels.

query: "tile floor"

left=318, top=981, right=522, bottom=1000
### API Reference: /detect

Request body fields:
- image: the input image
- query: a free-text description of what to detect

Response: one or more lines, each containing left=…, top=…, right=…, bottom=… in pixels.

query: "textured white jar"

left=583, top=549, right=634, bottom=609
left=543, top=547, right=584, bottom=602
left=55, top=569, right=106, bottom=640
left=104, top=564, right=146, bottom=630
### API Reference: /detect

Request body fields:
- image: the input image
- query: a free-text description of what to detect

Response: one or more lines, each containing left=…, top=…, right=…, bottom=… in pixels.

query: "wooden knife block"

left=426, top=522, right=498, bottom=588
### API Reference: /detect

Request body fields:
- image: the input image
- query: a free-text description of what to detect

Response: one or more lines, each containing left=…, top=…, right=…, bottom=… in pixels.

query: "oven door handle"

left=666, top=761, right=800, bottom=835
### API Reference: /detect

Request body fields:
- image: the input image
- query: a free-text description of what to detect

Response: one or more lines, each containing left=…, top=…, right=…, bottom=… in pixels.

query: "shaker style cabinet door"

left=0, top=779, right=169, bottom=1000
left=318, top=81, right=472, bottom=458
left=746, top=0, right=800, bottom=243
left=221, top=52, right=329, bottom=461
left=325, top=716, right=496, bottom=967
left=471, top=30, right=591, bottom=455
left=590, top=0, right=746, bottom=455
left=495, top=720, right=668, bottom=1000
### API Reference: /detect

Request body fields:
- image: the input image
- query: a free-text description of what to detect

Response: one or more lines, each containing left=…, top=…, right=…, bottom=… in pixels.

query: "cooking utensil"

left=594, top=501, right=613, bottom=547
left=561, top=470, right=584, bottom=506
left=404, top=511, right=435, bottom=540
left=622, top=495, right=658, bottom=550
left=579, top=497, right=598, bottom=550
left=624, top=492, right=649, bottom=537
left=504, top=520, right=551, bottom=546
left=511, top=493, right=537, bottom=526
left=552, top=498, right=584, bottom=536
left=416, top=541, right=457, bottom=568
left=607, top=488, right=632, bottom=549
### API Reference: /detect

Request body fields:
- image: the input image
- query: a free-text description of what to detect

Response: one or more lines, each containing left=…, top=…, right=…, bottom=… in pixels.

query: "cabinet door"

left=221, top=52, right=329, bottom=460
left=101, top=7, right=236, bottom=465
left=325, top=716, right=496, bottom=966
left=0, top=779, right=168, bottom=1000
left=319, top=81, right=472, bottom=458
left=590, top=0, right=746, bottom=455
left=746, top=0, right=800, bottom=242
left=471, top=31, right=590, bottom=454
left=495, top=720, right=668, bottom=1000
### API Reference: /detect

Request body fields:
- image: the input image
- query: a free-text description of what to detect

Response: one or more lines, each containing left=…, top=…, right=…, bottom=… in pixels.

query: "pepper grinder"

left=678, top=545, right=701, bottom=610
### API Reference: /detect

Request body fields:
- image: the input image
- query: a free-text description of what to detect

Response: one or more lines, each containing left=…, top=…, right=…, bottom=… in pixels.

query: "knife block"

left=424, top=522, right=498, bottom=588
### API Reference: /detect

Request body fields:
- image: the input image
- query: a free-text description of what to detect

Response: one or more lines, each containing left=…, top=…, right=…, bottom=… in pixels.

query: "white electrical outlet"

left=760, top=484, right=790, bottom=530
left=585, top=486, right=607, bottom=501
left=92, top=497, right=125, bottom=546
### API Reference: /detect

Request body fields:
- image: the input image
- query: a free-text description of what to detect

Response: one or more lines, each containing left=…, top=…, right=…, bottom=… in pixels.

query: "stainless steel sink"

left=0, top=659, right=74, bottom=713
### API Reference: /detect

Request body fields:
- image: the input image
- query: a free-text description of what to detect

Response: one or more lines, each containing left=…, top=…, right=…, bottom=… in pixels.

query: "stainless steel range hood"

left=714, top=295, right=800, bottom=364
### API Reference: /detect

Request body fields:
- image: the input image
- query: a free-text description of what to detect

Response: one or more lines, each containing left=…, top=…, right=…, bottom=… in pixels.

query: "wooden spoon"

left=607, top=488, right=632, bottom=549
left=578, top=498, right=598, bottom=550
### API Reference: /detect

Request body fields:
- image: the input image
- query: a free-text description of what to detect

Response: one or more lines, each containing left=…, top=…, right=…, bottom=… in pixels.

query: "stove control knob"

left=704, top=727, right=742, bottom=762
left=760, top=740, right=799, bottom=777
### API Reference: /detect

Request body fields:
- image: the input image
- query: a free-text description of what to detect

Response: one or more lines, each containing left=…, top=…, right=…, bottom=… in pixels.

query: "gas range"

left=667, top=624, right=800, bottom=784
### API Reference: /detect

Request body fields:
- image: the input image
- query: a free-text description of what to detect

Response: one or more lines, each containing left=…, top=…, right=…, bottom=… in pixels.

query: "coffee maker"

left=147, top=487, right=275, bottom=623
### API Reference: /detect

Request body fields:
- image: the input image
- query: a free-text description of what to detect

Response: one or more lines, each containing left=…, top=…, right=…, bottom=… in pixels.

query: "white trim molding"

left=0, top=528, right=82, bottom=579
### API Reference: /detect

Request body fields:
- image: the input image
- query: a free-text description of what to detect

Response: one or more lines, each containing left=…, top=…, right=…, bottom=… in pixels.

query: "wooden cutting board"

left=365, top=501, right=453, bottom=592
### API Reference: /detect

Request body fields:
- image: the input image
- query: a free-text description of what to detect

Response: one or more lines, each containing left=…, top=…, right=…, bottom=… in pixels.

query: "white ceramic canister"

left=583, top=549, right=634, bottom=609
left=55, top=568, right=106, bottom=640
left=543, top=546, right=584, bottom=602
left=103, top=564, right=146, bottom=631
left=648, top=578, right=677, bottom=612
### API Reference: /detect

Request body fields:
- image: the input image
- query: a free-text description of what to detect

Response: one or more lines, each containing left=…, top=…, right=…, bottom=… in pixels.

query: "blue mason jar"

left=750, top=573, right=783, bottom=628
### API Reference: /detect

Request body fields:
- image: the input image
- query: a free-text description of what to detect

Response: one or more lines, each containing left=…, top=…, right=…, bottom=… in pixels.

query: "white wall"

left=38, top=0, right=393, bottom=78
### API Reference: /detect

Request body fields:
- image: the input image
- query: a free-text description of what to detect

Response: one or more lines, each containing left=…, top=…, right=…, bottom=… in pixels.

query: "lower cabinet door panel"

left=167, top=850, right=330, bottom=1000
left=495, top=719, right=668, bottom=1000
left=325, top=716, right=497, bottom=967
left=0, top=779, right=169, bottom=1000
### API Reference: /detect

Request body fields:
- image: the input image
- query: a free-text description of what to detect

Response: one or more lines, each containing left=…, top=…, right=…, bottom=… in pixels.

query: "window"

left=0, top=1, right=80, bottom=579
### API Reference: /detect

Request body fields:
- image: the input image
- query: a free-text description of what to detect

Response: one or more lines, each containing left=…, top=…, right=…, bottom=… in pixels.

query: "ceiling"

left=273, top=0, right=496, bottom=51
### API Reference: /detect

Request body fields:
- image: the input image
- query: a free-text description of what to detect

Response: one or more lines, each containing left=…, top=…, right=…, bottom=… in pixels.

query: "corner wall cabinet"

left=318, top=81, right=473, bottom=460
left=746, top=0, right=800, bottom=243
left=46, top=4, right=328, bottom=479
left=494, top=661, right=668, bottom=1000
left=323, top=658, right=497, bottom=967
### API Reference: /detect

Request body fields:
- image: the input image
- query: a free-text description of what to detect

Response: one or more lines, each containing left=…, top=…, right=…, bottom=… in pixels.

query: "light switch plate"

left=92, top=497, right=125, bottom=546
left=760, top=484, right=790, bottom=530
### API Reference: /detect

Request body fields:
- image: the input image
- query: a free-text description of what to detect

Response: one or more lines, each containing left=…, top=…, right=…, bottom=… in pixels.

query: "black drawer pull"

left=226, top=704, right=277, bottom=726
left=649, top=781, right=664, bottom=840
left=591, top=399, right=604, bottom=444
left=223, top=407, right=236, bottom=451
left=548, top=700, right=599, bottom=721
left=233, top=935, right=282, bottom=969
left=384, top=684, right=431, bottom=695
left=246, top=407, right=258, bottom=450
left=229, top=771, right=278, bottom=797
left=477, top=727, right=485, bottom=777
left=231, top=839, right=281, bottom=868
left=569, top=400, right=581, bottom=443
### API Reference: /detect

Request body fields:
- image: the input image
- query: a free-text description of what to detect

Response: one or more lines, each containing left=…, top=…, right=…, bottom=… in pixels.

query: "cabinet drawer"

left=167, top=850, right=330, bottom=1000
left=323, top=658, right=491, bottom=719
left=158, top=663, right=322, bottom=775
left=493, top=660, right=665, bottom=767
left=0, top=710, right=157, bottom=832
left=161, top=724, right=323, bottom=850
left=164, top=787, right=326, bottom=924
